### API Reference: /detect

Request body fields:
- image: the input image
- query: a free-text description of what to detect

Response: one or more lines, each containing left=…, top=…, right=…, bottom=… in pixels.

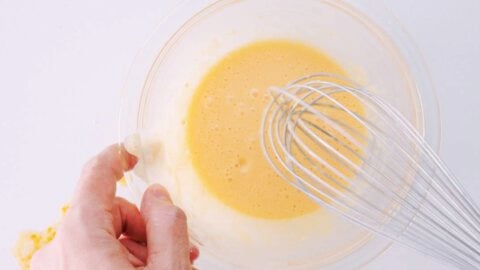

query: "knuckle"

left=63, top=205, right=102, bottom=234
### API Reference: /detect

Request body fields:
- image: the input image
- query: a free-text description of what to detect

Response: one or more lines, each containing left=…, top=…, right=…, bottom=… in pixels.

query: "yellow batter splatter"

left=14, top=205, right=69, bottom=270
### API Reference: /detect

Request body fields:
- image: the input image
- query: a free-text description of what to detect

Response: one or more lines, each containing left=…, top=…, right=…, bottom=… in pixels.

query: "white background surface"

left=1, top=0, right=479, bottom=269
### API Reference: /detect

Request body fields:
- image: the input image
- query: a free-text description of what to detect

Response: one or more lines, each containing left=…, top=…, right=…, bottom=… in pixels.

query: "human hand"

left=31, top=145, right=199, bottom=270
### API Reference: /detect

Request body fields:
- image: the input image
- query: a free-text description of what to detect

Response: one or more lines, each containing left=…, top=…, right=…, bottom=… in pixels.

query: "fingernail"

left=189, top=245, right=200, bottom=262
left=120, top=144, right=138, bottom=169
left=128, top=154, right=138, bottom=167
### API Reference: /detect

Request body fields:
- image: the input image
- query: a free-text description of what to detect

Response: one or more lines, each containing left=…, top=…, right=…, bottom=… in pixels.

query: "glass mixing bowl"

left=119, top=0, right=440, bottom=269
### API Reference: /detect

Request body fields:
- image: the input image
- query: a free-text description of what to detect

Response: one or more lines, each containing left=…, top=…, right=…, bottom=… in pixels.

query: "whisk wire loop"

left=261, top=74, right=480, bottom=269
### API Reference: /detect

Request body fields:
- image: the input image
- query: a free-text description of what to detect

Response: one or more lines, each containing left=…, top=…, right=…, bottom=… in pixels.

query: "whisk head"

left=261, top=73, right=480, bottom=269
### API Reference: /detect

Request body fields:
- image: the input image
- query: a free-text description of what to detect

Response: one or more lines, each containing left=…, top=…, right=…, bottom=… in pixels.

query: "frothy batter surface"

left=186, top=40, right=357, bottom=219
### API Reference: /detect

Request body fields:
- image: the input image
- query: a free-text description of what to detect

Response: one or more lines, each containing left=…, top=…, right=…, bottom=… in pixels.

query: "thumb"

left=141, top=184, right=191, bottom=270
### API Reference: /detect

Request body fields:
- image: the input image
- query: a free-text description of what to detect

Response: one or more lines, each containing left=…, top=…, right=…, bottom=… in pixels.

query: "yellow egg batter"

left=186, top=39, right=364, bottom=219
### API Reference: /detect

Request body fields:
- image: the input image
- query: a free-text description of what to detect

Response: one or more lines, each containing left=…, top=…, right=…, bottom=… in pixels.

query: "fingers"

left=141, top=184, right=191, bottom=270
left=126, top=251, right=145, bottom=268
left=120, top=238, right=148, bottom=265
left=118, top=235, right=199, bottom=266
left=72, top=144, right=137, bottom=209
left=112, top=197, right=146, bottom=242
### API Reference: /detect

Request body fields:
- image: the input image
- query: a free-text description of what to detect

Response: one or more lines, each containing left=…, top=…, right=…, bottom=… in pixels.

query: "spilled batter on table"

left=186, top=40, right=365, bottom=219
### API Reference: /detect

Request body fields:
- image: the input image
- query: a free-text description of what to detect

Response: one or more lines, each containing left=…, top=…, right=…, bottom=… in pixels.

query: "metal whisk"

left=261, top=73, right=480, bottom=269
